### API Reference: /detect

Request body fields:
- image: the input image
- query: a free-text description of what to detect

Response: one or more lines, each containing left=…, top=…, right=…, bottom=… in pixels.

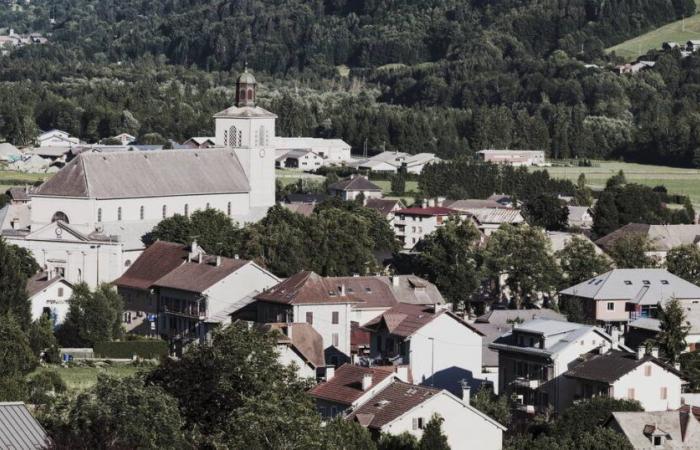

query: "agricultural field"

left=0, top=169, right=47, bottom=192
left=32, top=363, right=144, bottom=391
left=606, top=0, right=700, bottom=59
left=538, top=161, right=700, bottom=204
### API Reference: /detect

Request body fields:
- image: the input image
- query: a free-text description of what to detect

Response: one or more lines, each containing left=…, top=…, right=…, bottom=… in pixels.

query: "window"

left=607, top=302, right=615, bottom=311
left=97, top=208, right=102, bottom=222
left=223, top=130, right=228, bottom=146
left=184, top=204, right=189, bottom=217
left=227, top=202, right=232, bottom=216
left=332, top=333, right=339, bottom=347
left=645, top=365, right=652, bottom=376
left=239, top=89, right=247, bottom=101
left=206, top=203, right=210, bottom=209
left=51, top=211, right=69, bottom=223
left=660, top=387, right=667, bottom=400
left=332, top=311, right=339, bottom=324
left=57, top=287, right=64, bottom=297
left=162, top=205, right=167, bottom=219
left=330, top=406, right=337, bottom=417
left=117, top=207, right=122, bottom=221
left=653, top=436, right=662, bottom=446
left=139, top=205, right=144, bottom=220
left=305, top=312, right=313, bottom=325
left=229, top=125, right=242, bottom=147
left=259, top=125, right=266, bottom=146
left=247, top=88, right=253, bottom=102
left=627, top=388, right=635, bottom=400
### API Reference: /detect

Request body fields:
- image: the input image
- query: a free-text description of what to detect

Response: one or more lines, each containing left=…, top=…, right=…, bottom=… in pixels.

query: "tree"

left=550, top=397, right=642, bottom=438
left=666, top=244, right=700, bottom=284
left=574, top=173, right=593, bottom=206
left=41, top=376, right=187, bottom=449
left=28, top=314, right=60, bottom=363
left=56, top=283, right=124, bottom=347
left=607, top=234, right=658, bottom=268
left=391, top=167, right=407, bottom=195
left=145, top=214, right=193, bottom=246
left=656, top=298, right=691, bottom=364
left=146, top=322, right=323, bottom=448
left=378, top=432, right=419, bottom=450
left=6, top=245, right=39, bottom=279
left=557, top=236, right=612, bottom=286
left=471, top=385, right=511, bottom=427
left=523, top=194, right=569, bottom=231
left=679, top=351, right=700, bottom=391
left=0, top=238, right=33, bottom=328
left=591, top=191, right=620, bottom=238
left=323, top=418, right=377, bottom=450
left=403, top=218, right=483, bottom=305
left=0, top=314, right=36, bottom=379
left=418, top=414, right=450, bottom=450
left=484, top=225, right=561, bottom=308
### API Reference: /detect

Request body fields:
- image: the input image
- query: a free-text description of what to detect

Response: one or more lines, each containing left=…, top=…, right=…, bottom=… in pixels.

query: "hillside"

left=607, top=0, right=700, bottom=59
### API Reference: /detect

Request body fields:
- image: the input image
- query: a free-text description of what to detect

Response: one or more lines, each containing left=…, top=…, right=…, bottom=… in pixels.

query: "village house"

left=257, top=322, right=326, bottom=380
left=559, top=269, right=700, bottom=329
left=605, top=410, right=700, bottom=449
left=37, top=129, right=80, bottom=147
left=595, top=223, right=700, bottom=262
left=26, top=271, right=73, bottom=327
left=3, top=70, right=278, bottom=288
left=566, top=205, right=593, bottom=229
left=274, top=137, right=352, bottom=165
left=393, top=206, right=471, bottom=250
left=546, top=231, right=604, bottom=255
left=564, top=348, right=685, bottom=411
left=489, top=318, right=630, bottom=414
left=613, top=61, right=656, bottom=74
left=626, top=302, right=700, bottom=352
left=443, top=199, right=525, bottom=235
left=354, top=150, right=441, bottom=174
left=364, top=198, right=405, bottom=223
left=363, top=303, right=484, bottom=394
left=328, top=175, right=383, bottom=201
left=476, top=150, right=545, bottom=166
left=114, top=240, right=280, bottom=348
left=182, top=137, right=216, bottom=148
left=471, top=308, right=567, bottom=393
left=111, top=133, right=136, bottom=146
left=275, top=148, right=324, bottom=169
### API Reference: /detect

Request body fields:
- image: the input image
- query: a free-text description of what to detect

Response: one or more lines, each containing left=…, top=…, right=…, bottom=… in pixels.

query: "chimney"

left=198, top=253, right=204, bottom=264
left=286, top=323, right=293, bottom=339
left=610, top=328, right=620, bottom=350
left=637, top=346, right=646, bottom=360
left=651, top=347, right=659, bottom=358
left=362, top=373, right=373, bottom=391
left=216, top=256, right=222, bottom=267
left=461, top=380, right=471, bottom=405
left=326, top=365, right=335, bottom=381
left=340, top=284, right=346, bottom=296
left=234, top=254, right=239, bottom=260
left=191, top=240, right=198, bottom=254
left=392, top=275, right=400, bottom=287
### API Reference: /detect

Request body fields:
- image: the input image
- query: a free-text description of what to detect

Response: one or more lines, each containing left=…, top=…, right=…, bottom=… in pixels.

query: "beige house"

left=328, top=175, right=382, bottom=201
left=476, top=150, right=545, bottom=166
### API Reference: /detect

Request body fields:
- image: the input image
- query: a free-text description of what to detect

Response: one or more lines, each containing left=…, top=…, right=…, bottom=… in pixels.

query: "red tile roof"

left=395, top=207, right=459, bottom=216
left=346, top=381, right=441, bottom=429
left=363, top=303, right=484, bottom=338
left=259, top=323, right=325, bottom=368
left=308, top=364, right=394, bottom=406
left=113, top=241, right=189, bottom=290
left=26, top=272, right=70, bottom=297
left=152, top=256, right=250, bottom=293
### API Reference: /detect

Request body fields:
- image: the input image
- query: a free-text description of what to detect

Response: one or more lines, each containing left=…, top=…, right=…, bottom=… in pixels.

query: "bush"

left=93, top=340, right=168, bottom=359
left=27, top=370, right=67, bottom=404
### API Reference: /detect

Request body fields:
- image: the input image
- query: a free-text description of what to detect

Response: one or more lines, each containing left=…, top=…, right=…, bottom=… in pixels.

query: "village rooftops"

left=308, top=364, right=396, bottom=406
left=152, top=255, right=250, bottom=293
left=364, top=198, right=404, bottom=217
left=34, top=149, right=250, bottom=199
left=559, top=269, right=700, bottom=305
left=213, top=105, right=277, bottom=118
left=113, top=241, right=192, bottom=291
left=606, top=410, right=700, bottom=448
left=0, top=402, right=52, bottom=449
left=328, top=176, right=381, bottom=192
left=395, top=206, right=460, bottom=217
left=443, top=199, right=505, bottom=209
left=258, top=322, right=325, bottom=369
left=346, top=381, right=441, bottom=428
left=564, top=349, right=684, bottom=384
left=363, top=303, right=481, bottom=338
left=595, top=223, right=700, bottom=252
left=26, top=272, right=71, bottom=298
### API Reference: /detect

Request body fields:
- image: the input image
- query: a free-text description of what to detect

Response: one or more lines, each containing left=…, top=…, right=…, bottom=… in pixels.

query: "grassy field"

left=0, top=170, right=48, bottom=192
left=538, top=161, right=700, bottom=203
left=606, top=0, right=700, bottom=59
left=32, top=364, right=143, bottom=391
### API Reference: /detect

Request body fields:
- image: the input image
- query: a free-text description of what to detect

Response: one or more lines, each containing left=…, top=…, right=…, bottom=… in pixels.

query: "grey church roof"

left=0, top=402, right=52, bottom=449
left=559, top=269, right=700, bottom=305
left=34, top=149, right=250, bottom=199
left=213, top=105, right=277, bottom=118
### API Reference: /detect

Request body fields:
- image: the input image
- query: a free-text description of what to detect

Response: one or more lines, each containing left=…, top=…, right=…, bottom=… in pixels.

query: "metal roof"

left=0, top=402, right=52, bottom=449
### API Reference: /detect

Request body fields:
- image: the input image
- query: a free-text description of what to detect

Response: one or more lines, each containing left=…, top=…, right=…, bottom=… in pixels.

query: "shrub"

left=27, top=370, right=67, bottom=404
left=93, top=340, right=168, bottom=359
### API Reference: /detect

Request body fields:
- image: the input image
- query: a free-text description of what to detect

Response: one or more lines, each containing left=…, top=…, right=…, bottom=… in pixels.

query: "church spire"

left=235, top=66, right=257, bottom=107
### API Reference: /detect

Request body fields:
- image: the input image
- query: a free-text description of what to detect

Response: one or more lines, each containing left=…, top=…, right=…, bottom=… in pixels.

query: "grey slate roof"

left=213, top=105, right=276, bottom=118
left=328, top=176, right=381, bottom=192
left=0, top=402, right=52, bottom=449
left=596, top=223, right=700, bottom=252
left=607, top=411, right=700, bottom=448
left=564, top=350, right=683, bottom=384
left=559, top=269, right=700, bottom=305
left=34, top=149, right=250, bottom=199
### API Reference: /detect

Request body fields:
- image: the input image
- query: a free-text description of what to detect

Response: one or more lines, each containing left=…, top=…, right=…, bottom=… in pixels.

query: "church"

left=2, top=70, right=277, bottom=288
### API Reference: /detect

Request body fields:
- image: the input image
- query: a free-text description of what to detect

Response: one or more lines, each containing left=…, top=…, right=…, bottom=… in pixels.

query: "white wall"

left=204, top=262, right=280, bottom=318
left=612, top=362, right=683, bottom=411
left=276, top=344, right=316, bottom=379
left=394, top=215, right=439, bottom=250
left=352, top=306, right=390, bottom=326
left=382, top=392, right=503, bottom=450
left=30, top=281, right=73, bottom=325
left=409, top=314, right=483, bottom=394
left=293, top=303, right=353, bottom=355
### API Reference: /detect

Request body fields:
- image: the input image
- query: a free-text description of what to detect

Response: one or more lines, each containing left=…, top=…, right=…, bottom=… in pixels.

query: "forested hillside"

left=1, top=0, right=700, bottom=166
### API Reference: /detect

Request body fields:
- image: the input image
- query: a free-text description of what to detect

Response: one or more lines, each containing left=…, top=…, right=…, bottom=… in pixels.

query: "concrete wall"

left=595, top=299, right=629, bottom=322
left=204, top=262, right=279, bottom=319
left=276, top=344, right=316, bottom=379
left=293, top=302, right=353, bottom=356
left=612, top=361, right=683, bottom=411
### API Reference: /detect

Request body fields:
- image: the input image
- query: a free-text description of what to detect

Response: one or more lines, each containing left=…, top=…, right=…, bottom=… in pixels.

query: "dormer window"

left=661, top=280, right=669, bottom=285
left=653, top=436, right=663, bottom=446
left=624, top=280, right=632, bottom=285
left=643, top=280, right=650, bottom=285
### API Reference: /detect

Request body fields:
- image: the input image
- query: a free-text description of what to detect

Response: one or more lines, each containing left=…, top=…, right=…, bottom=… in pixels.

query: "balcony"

left=515, top=403, right=536, bottom=414
left=512, top=377, right=541, bottom=390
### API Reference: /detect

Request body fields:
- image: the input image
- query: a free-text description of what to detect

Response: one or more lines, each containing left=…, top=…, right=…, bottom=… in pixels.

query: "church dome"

left=238, top=69, right=256, bottom=84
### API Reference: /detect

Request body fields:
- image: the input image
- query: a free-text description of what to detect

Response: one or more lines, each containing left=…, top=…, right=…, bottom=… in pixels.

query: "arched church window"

left=259, top=125, right=266, bottom=146
left=206, top=202, right=210, bottom=209
left=140, top=206, right=144, bottom=220
left=97, top=208, right=102, bottom=222
left=239, top=89, right=246, bottom=102
left=51, top=211, right=69, bottom=223
left=117, top=207, right=122, bottom=221
left=247, top=88, right=253, bottom=102
left=229, top=126, right=241, bottom=147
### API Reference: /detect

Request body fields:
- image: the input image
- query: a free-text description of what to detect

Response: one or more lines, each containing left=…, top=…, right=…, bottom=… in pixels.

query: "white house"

left=443, top=199, right=525, bottom=236
left=476, top=150, right=545, bottom=166
left=565, top=348, right=685, bottom=412
left=275, top=149, right=324, bottom=169
left=328, top=175, right=383, bottom=201
left=26, top=272, right=73, bottom=326
left=355, top=151, right=441, bottom=174
left=275, top=137, right=352, bottom=165
left=393, top=207, right=471, bottom=250
left=346, top=380, right=506, bottom=450
left=3, top=70, right=277, bottom=288
left=111, top=133, right=136, bottom=146
left=258, top=322, right=326, bottom=380
left=37, top=129, right=80, bottom=147
left=489, top=319, right=631, bottom=414
left=363, top=303, right=485, bottom=395
left=567, top=206, right=593, bottom=229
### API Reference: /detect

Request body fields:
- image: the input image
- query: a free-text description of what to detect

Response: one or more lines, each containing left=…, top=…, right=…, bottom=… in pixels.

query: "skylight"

left=624, top=280, right=632, bottom=285
left=661, top=280, right=669, bottom=285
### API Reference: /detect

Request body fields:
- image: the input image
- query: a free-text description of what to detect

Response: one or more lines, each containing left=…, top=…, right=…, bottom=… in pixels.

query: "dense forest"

left=1, top=0, right=700, bottom=165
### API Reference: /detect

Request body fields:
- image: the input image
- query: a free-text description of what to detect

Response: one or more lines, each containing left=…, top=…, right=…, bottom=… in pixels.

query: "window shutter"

left=412, top=418, right=418, bottom=430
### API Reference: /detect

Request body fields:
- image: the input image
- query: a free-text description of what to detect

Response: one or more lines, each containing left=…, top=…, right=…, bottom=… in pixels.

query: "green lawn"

left=537, top=161, right=700, bottom=204
left=606, top=0, right=700, bottom=59
left=0, top=170, right=48, bottom=192
left=373, top=179, right=420, bottom=203
left=32, top=364, right=143, bottom=391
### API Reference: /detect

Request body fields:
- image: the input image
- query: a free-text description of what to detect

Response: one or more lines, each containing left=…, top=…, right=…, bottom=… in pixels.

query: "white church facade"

left=2, top=70, right=277, bottom=288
